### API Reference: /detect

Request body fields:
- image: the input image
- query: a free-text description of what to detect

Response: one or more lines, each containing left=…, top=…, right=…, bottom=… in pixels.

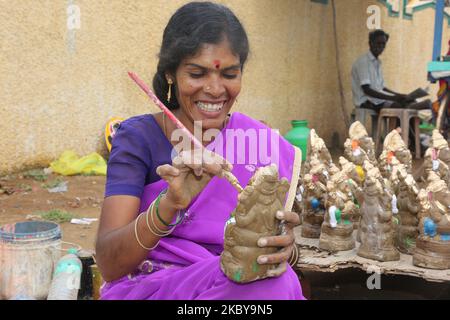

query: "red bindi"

left=213, top=60, right=221, bottom=69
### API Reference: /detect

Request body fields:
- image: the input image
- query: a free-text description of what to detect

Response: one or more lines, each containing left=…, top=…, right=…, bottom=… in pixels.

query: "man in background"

left=352, top=29, right=431, bottom=113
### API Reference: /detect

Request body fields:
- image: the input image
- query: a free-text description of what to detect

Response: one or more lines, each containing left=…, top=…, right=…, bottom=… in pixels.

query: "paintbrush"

left=128, top=71, right=243, bottom=193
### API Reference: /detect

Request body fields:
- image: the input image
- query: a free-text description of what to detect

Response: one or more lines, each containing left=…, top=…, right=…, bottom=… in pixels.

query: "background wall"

left=0, top=0, right=447, bottom=174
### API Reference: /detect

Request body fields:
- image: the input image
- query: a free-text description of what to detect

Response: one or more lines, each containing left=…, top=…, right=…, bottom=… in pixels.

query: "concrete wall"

left=0, top=0, right=446, bottom=174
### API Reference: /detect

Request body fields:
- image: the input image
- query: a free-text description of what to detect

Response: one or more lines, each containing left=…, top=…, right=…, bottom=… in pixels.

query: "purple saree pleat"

left=101, top=113, right=305, bottom=300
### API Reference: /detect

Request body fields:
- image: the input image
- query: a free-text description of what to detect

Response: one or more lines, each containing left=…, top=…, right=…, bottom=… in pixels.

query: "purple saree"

left=101, top=112, right=304, bottom=300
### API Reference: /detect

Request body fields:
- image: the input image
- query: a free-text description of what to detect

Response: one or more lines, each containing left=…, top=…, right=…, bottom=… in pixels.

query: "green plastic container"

left=284, top=120, right=310, bottom=162
left=419, top=122, right=435, bottom=134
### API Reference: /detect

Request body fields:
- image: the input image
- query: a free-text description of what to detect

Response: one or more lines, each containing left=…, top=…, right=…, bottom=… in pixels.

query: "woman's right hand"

left=156, top=149, right=232, bottom=210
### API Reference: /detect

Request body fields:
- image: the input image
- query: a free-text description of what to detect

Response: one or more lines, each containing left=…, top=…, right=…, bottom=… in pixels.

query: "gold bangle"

left=288, top=244, right=299, bottom=267
left=145, top=203, right=166, bottom=237
left=147, top=201, right=174, bottom=236
left=151, top=203, right=175, bottom=236
left=134, top=213, right=159, bottom=250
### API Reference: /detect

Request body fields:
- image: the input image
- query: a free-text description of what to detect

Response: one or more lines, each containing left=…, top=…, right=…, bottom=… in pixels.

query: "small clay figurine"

left=303, top=129, right=333, bottom=175
left=395, top=165, right=420, bottom=254
left=344, top=121, right=377, bottom=167
left=356, top=161, right=400, bottom=262
left=378, top=136, right=416, bottom=252
left=221, top=164, right=290, bottom=283
left=423, top=130, right=450, bottom=187
left=339, top=157, right=364, bottom=185
left=384, top=156, right=402, bottom=193
left=363, top=160, right=395, bottom=213
left=301, top=129, right=333, bottom=238
left=379, top=130, right=413, bottom=181
left=319, top=170, right=357, bottom=252
left=413, top=172, right=450, bottom=269
left=301, top=159, right=329, bottom=238
left=338, top=156, right=363, bottom=228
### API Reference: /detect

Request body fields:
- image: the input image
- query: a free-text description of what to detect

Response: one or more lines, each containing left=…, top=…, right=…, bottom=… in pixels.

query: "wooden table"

left=294, top=226, right=450, bottom=283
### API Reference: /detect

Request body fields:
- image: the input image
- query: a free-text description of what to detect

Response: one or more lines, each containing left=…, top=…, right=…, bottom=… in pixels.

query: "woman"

left=96, top=1, right=304, bottom=300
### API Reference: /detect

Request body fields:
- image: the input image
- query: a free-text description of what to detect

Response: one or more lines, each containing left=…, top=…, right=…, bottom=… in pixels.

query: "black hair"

left=152, top=1, right=249, bottom=110
left=369, top=29, right=389, bottom=43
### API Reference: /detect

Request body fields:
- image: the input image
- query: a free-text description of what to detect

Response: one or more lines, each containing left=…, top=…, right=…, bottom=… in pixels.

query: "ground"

left=0, top=170, right=105, bottom=253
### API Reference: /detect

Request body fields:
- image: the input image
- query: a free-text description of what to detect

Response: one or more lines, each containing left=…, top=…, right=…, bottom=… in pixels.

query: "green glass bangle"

left=155, top=190, right=185, bottom=227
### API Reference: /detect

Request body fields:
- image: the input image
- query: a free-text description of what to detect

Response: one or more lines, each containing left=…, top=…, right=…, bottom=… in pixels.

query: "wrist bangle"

left=146, top=202, right=173, bottom=237
left=149, top=202, right=174, bottom=236
left=155, top=190, right=186, bottom=227
left=134, top=213, right=159, bottom=251
left=288, top=244, right=299, bottom=268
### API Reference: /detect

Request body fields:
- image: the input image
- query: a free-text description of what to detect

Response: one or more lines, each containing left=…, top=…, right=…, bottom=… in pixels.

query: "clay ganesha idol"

left=395, top=165, right=420, bottom=254
left=344, top=121, right=377, bottom=167
left=413, top=172, right=450, bottom=269
left=303, top=129, right=333, bottom=174
left=422, top=130, right=450, bottom=187
left=356, top=163, right=400, bottom=262
left=301, top=129, right=331, bottom=238
left=221, top=164, right=290, bottom=283
left=319, top=171, right=357, bottom=252
left=301, top=169, right=327, bottom=238
left=379, top=130, right=413, bottom=181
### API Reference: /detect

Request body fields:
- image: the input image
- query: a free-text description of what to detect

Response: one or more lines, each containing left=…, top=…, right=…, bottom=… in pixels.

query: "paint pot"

left=90, top=264, right=103, bottom=300
left=0, top=221, right=61, bottom=300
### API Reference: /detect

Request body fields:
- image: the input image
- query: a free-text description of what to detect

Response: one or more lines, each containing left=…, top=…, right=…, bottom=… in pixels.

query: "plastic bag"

left=50, top=150, right=107, bottom=176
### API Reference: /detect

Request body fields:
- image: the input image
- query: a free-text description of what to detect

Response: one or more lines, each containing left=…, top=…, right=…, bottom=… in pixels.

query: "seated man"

left=352, top=29, right=431, bottom=113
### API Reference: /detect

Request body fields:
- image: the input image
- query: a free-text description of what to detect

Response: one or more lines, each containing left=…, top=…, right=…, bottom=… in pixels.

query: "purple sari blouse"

left=101, top=112, right=304, bottom=300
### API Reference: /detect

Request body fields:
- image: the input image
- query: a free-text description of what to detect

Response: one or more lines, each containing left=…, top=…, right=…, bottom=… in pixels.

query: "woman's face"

left=173, top=39, right=242, bottom=131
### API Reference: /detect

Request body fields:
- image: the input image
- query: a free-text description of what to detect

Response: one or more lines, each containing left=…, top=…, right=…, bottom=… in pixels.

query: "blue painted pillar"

left=433, top=0, right=445, bottom=61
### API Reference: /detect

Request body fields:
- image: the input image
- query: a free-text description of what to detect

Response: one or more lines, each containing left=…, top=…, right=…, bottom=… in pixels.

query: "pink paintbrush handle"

left=128, top=72, right=203, bottom=149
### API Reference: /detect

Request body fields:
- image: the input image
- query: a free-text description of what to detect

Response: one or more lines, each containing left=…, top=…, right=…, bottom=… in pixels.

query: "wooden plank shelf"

left=294, top=226, right=450, bottom=283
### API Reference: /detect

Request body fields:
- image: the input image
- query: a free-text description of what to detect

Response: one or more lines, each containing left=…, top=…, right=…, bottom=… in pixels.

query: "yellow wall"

left=0, top=0, right=446, bottom=174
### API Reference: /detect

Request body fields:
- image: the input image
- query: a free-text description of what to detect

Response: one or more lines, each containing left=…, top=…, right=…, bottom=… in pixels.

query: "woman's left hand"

left=256, top=210, right=301, bottom=277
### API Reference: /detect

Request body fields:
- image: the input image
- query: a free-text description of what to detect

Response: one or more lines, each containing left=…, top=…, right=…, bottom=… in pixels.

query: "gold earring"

left=167, top=79, right=173, bottom=102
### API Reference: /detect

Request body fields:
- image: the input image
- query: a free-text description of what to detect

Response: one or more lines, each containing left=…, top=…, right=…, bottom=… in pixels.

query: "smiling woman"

left=95, top=1, right=304, bottom=300
left=152, top=2, right=248, bottom=134
left=170, top=40, right=242, bottom=131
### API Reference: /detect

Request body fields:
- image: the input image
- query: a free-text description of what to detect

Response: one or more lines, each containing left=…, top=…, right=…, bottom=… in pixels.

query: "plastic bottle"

left=47, top=248, right=82, bottom=300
